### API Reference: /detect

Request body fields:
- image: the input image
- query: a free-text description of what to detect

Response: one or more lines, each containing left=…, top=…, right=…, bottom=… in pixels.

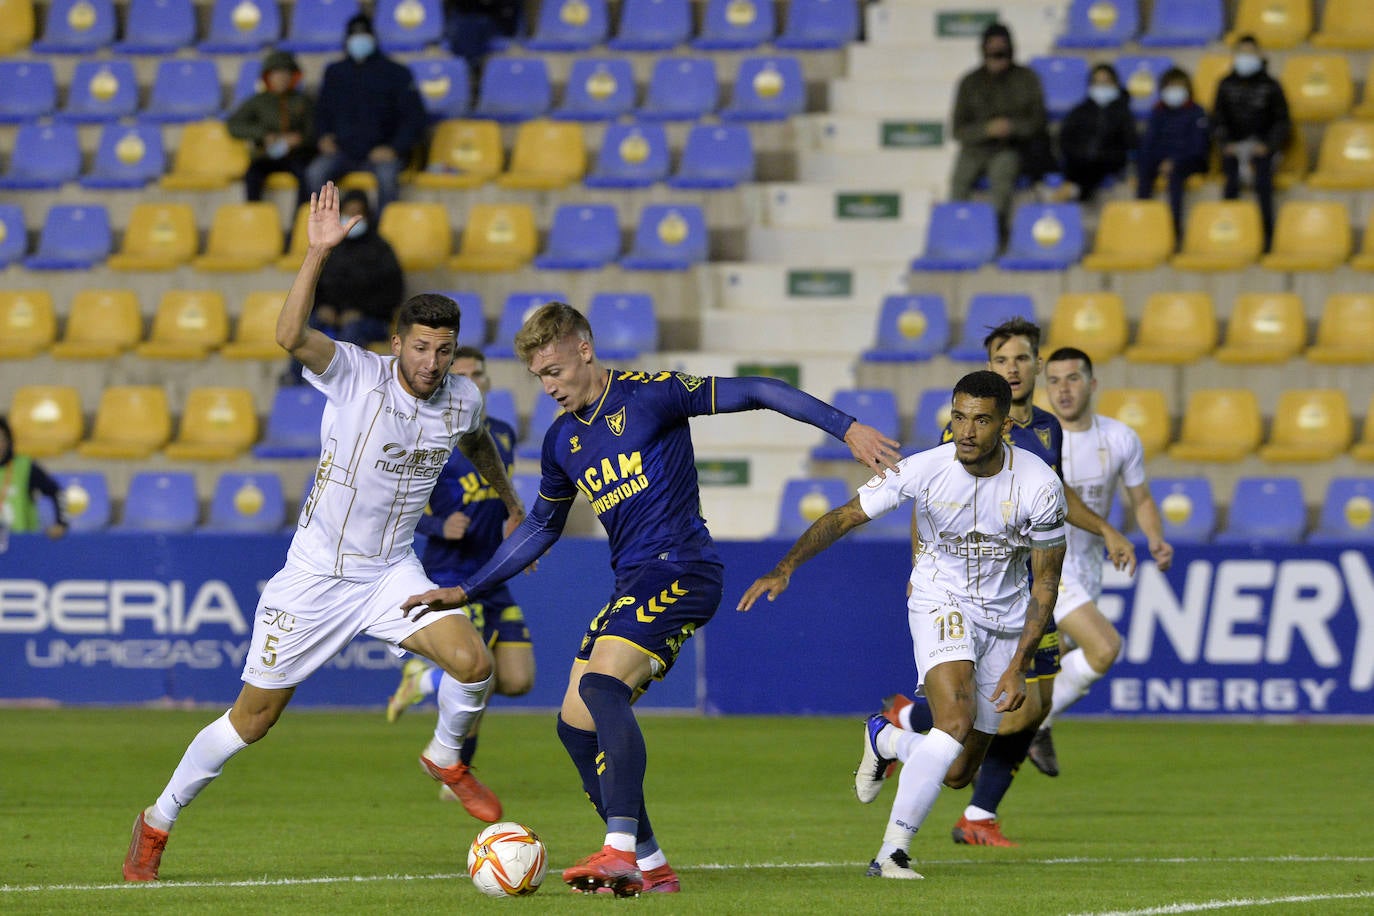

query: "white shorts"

left=242, top=556, right=467, bottom=689
left=1054, top=570, right=1096, bottom=625
left=908, top=603, right=1021, bottom=735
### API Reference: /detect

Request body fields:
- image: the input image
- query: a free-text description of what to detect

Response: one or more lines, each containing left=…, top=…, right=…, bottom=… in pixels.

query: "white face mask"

left=1160, top=85, right=1189, bottom=108
left=1233, top=53, right=1262, bottom=77
left=1087, top=84, right=1120, bottom=107
left=345, top=218, right=367, bottom=239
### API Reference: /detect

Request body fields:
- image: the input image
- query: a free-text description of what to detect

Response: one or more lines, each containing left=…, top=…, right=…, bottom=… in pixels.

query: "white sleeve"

left=1027, top=472, right=1068, bottom=549
left=856, top=455, right=920, bottom=520
left=1118, top=426, right=1147, bottom=489
left=304, top=341, right=384, bottom=405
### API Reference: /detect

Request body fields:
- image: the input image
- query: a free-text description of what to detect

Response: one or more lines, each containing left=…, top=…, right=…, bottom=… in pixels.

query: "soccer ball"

left=467, top=821, right=548, bottom=897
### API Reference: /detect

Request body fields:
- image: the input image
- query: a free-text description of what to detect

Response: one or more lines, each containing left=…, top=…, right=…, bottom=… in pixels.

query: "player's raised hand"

left=307, top=181, right=360, bottom=250
left=400, top=586, right=469, bottom=620
left=992, top=667, right=1027, bottom=713
left=738, top=572, right=790, bottom=611
left=1103, top=527, right=1137, bottom=576
left=844, top=421, right=902, bottom=477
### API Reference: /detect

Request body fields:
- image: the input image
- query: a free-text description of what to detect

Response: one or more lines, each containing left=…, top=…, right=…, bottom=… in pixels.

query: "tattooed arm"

left=992, top=543, right=1066, bottom=712
left=456, top=424, right=526, bottom=533
left=737, top=498, right=871, bottom=610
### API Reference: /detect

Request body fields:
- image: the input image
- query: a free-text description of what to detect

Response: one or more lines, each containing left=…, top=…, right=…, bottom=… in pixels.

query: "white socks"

left=152, top=710, right=249, bottom=828
left=879, top=728, right=963, bottom=854
left=1042, top=647, right=1106, bottom=729
left=428, top=672, right=493, bottom=765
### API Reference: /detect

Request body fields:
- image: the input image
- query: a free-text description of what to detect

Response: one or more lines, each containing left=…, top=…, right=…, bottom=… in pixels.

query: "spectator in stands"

left=949, top=22, right=1049, bottom=237
left=1212, top=35, right=1291, bottom=251
left=1054, top=63, right=1137, bottom=203
left=305, top=14, right=427, bottom=212
left=314, top=189, right=405, bottom=347
left=227, top=49, right=315, bottom=208
left=0, top=415, right=68, bottom=546
left=1135, top=67, right=1210, bottom=241
left=444, top=0, right=522, bottom=85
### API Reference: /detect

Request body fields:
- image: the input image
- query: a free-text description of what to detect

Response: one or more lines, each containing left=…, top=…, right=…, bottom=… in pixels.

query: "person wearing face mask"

left=304, top=14, right=427, bottom=213
left=1135, top=67, right=1211, bottom=240
left=227, top=49, right=315, bottom=208
left=1212, top=35, right=1290, bottom=251
left=1054, top=64, right=1137, bottom=203
left=312, top=189, right=406, bottom=350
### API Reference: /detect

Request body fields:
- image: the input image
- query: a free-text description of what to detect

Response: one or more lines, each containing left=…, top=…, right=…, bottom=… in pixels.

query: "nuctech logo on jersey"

left=375, top=443, right=448, bottom=478
left=938, top=529, right=1014, bottom=558
left=576, top=451, right=650, bottom=515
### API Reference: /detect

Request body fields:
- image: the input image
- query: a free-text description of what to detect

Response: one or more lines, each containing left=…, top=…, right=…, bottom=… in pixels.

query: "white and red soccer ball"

left=467, top=821, right=548, bottom=897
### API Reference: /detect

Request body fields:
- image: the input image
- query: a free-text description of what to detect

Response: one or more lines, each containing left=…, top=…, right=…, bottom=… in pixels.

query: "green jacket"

left=950, top=63, right=1047, bottom=149
left=1, top=455, right=39, bottom=532
left=226, top=90, right=315, bottom=154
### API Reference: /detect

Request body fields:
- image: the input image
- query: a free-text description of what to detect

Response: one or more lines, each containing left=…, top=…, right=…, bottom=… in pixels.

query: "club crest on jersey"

left=1036, top=427, right=1052, bottom=450
left=675, top=372, right=704, bottom=392
left=605, top=406, right=627, bottom=436
left=570, top=435, right=581, bottom=453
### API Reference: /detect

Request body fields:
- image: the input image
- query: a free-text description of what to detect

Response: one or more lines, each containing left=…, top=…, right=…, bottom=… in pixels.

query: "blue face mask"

left=346, top=218, right=368, bottom=239
left=1233, top=53, right=1262, bottom=78
left=1087, top=84, right=1120, bottom=107
left=346, top=33, right=376, bottom=61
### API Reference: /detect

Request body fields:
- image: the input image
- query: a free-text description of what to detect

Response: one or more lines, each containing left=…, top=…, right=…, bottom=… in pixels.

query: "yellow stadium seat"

left=449, top=203, right=538, bottom=272
left=1307, top=120, right=1374, bottom=190
left=1356, top=59, right=1374, bottom=118
left=107, top=203, right=198, bottom=271
left=497, top=120, right=586, bottom=190
left=1096, top=388, right=1171, bottom=460
left=1168, top=389, right=1262, bottom=462
left=1124, top=291, right=1218, bottom=364
left=51, top=289, right=143, bottom=360
left=413, top=119, right=504, bottom=190
left=160, top=120, right=250, bottom=191
left=1260, top=200, right=1352, bottom=271
left=192, top=202, right=284, bottom=272
left=135, top=290, right=229, bottom=360
left=1353, top=394, right=1374, bottom=461
left=1214, top=292, right=1307, bottom=364
left=1312, top=0, right=1374, bottom=50
left=1192, top=53, right=1232, bottom=111
left=1273, top=128, right=1308, bottom=190
left=1080, top=200, right=1174, bottom=271
left=0, top=0, right=35, bottom=54
left=78, top=386, right=172, bottom=459
left=1045, top=293, right=1128, bottom=364
left=1259, top=389, right=1353, bottom=462
left=165, top=387, right=260, bottom=461
left=1307, top=293, right=1374, bottom=364
left=222, top=291, right=288, bottom=360
left=1225, top=0, right=1311, bottom=49
left=378, top=202, right=453, bottom=271
left=1280, top=55, right=1353, bottom=123
left=8, top=386, right=82, bottom=457
left=276, top=203, right=310, bottom=271
left=0, top=289, right=56, bottom=359
left=1170, top=200, right=1263, bottom=271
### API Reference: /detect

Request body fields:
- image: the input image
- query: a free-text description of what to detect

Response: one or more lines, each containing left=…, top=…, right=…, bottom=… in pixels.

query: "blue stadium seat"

left=910, top=201, right=999, bottom=272
left=38, top=471, right=112, bottom=533
left=279, top=0, right=362, bottom=52
left=525, top=0, right=609, bottom=50
left=474, top=57, right=552, bottom=121
left=1148, top=477, right=1217, bottom=545
left=775, top=477, right=852, bottom=538
left=587, top=292, right=657, bottom=360
left=812, top=389, right=899, bottom=461
left=205, top=472, right=286, bottom=533
left=862, top=294, right=949, bottom=362
left=375, top=0, right=443, bottom=50
left=620, top=204, right=708, bottom=270
left=0, top=205, right=25, bottom=269
left=947, top=293, right=1036, bottom=361
left=1309, top=478, right=1374, bottom=544
left=640, top=57, right=718, bottom=120
left=487, top=291, right=568, bottom=358
left=774, top=0, right=858, bottom=49
left=668, top=124, right=754, bottom=189
left=997, top=202, right=1086, bottom=271
left=584, top=122, right=670, bottom=188
left=1115, top=55, right=1175, bottom=117
left=116, top=0, right=196, bottom=53
left=1215, top=477, right=1306, bottom=545
left=200, top=0, right=282, bottom=52
left=610, top=0, right=690, bottom=50
left=484, top=388, right=518, bottom=428
left=1139, top=0, right=1222, bottom=47
left=512, top=471, right=542, bottom=512
left=60, top=59, right=139, bottom=122
left=517, top=394, right=563, bottom=459
left=231, top=58, right=263, bottom=109
left=0, top=61, right=56, bottom=122
left=1057, top=0, right=1139, bottom=48
left=409, top=58, right=471, bottom=121
left=116, top=472, right=198, bottom=533
left=32, top=0, right=116, bottom=52
left=534, top=204, right=621, bottom=270
left=695, top=0, right=774, bottom=49
left=81, top=122, right=166, bottom=189
left=252, top=386, right=326, bottom=458
left=553, top=57, right=636, bottom=121
left=425, top=290, right=486, bottom=346
left=907, top=387, right=953, bottom=452
left=1030, top=55, right=1090, bottom=120
left=0, top=122, right=81, bottom=190
left=144, top=59, right=223, bottom=122
left=720, top=55, right=805, bottom=121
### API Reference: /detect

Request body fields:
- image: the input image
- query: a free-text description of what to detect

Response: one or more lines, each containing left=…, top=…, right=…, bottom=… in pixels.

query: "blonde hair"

left=514, top=301, right=593, bottom=363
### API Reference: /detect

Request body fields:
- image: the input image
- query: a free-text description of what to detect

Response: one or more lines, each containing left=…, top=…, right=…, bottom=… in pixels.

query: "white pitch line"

left=1069, top=890, right=1374, bottom=915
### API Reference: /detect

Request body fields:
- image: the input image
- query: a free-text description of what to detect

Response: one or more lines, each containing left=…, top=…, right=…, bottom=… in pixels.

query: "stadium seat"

left=409, top=58, right=470, bottom=121
left=1138, top=0, right=1221, bottom=46
left=510, top=472, right=542, bottom=512
left=1309, top=478, right=1374, bottom=543
left=116, top=472, right=199, bottom=533
left=1260, top=200, right=1351, bottom=272
left=424, top=289, right=487, bottom=346
left=1226, top=0, right=1310, bottom=49
left=498, top=119, right=586, bottom=189
left=51, top=289, right=143, bottom=359
left=1312, top=0, right=1374, bottom=50
left=230, top=57, right=263, bottom=109
left=1124, top=291, right=1217, bottom=364
left=1349, top=209, right=1374, bottom=270
left=1214, top=477, right=1306, bottom=544
left=201, top=0, right=281, bottom=52
left=1148, top=477, right=1217, bottom=544
left=0, top=205, right=23, bottom=268
left=165, top=387, right=260, bottom=460
left=375, top=0, right=442, bottom=51
left=1273, top=129, right=1310, bottom=191
left=1170, top=200, right=1263, bottom=271
left=32, top=0, right=116, bottom=52
left=1082, top=201, right=1174, bottom=271
left=414, top=119, right=502, bottom=189
left=1214, top=292, right=1306, bottom=364
left=484, top=388, right=518, bottom=428
left=554, top=58, right=637, bottom=121
left=379, top=202, right=453, bottom=270
left=1258, top=389, right=1352, bottom=462
left=0, top=0, right=35, bottom=54
left=0, top=122, right=81, bottom=190
left=775, top=477, right=852, bottom=537
left=1115, top=54, right=1174, bottom=117
left=587, top=292, right=657, bottom=360
left=641, top=57, right=718, bottom=120
left=534, top=204, right=620, bottom=270
left=1168, top=389, right=1262, bottom=462
left=584, top=122, right=669, bottom=188
left=144, top=59, right=223, bottom=123
left=192, top=202, right=284, bottom=272
left=273, top=203, right=311, bottom=270
left=280, top=0, right=362, bottom=52
left=610, top=0, right=690, bottom=50
left=907, top=388, right=953, bottom=452
left=1189, top=52, right=1231, bottom=111
left=136, top=290, right=230, bottom=359
left=1308, top=120, right=1374, bottom=190
left=516, top=394, right=563, bottom=459
left=1057, top=0, right=1138, bottom=48
left=721, top=56, right=806, bottom=121
left=947, top=293, right=1036, bottom=362
left=1045, top=293, right=1128, bottom=364
left=474, top=57, right=552, bottom=121
left=997, top=202, right=1085, bottom=270
left=1096, top=388, right=1170, bottom=459
left=696, top=0, right=774, bottom=49
left=1308, top=294, right=1374, bottom=364
left=1280, top=55, right=1353, bottom=123
left=79, top=386, right=172, bottom=458
left=0, top=290, right=56, bottom=359
left=450, top=204, right=538, bottom=271
left=253, top=386, right=326, bottom=458
left=812, top=390, right=899, bottom=461
left=81, top=122, right=166, bottom=189
left=116, top=0, right=196, bottom=53
left=0, top=61, right=56, bottom=122
left=910, top=202, right=998, bottom=272
left=222, top=290, right=289, bottom=359
left=107, top=202, right=197, bottom=271
left=25, top=205, right=112, bottom=270
left=862, top=294, right=949, bottom=362
left=775, top=0, right=858, bottom=49
left=43, top=472, right=111, bottom=532
left=1029, top=55, right=1089, bottom=120
left=205, top=472, right=286, bottom=533
left=526, top=0, right=609, bottom=50
left=669, top=124, right=754, bottom=189
left=7, top=387, right=80, bottom=458
left=160, top=119, right=250, bottom=190
left=486, top=291, right=567, bottom=358
left=620, top=204, right=708, bottom=270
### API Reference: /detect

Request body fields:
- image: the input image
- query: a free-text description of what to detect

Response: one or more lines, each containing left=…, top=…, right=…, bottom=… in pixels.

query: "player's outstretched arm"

left=738, top=498, right=871, bottom=610
left=456, top=425, right=527, bottom=534
left=1064, top=485, right=1136, bottom=575
left=1125, top=481, right=1174, bottom=571
left=276, top=182, right=359, bottom=375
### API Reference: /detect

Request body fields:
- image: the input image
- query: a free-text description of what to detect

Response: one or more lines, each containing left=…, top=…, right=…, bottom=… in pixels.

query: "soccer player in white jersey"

left=122, top=182, right=526, bottom=882
left=740, top=371, right=1067, bottom=879
left=1027, top=347, right=1174, bottom=776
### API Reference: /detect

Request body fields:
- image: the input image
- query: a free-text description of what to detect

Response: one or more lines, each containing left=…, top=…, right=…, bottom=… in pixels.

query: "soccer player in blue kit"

left=401, top=302, right=902, bottom=896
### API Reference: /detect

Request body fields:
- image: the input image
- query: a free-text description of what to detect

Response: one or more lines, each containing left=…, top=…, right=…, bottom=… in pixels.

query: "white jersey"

left=858, top=442, right=1067, bottom=632
left=288, top=342, right=484, bottom=579
left=1060, top=414, right=1146, bottom=600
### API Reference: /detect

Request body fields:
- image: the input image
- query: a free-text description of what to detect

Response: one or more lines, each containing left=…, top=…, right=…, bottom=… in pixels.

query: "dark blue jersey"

left=416, top=417, right=517, bottom=583
left=943, top=405, right=1063, bottom=476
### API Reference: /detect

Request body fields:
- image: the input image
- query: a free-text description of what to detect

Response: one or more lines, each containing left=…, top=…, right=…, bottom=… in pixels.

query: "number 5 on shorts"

left=261, top=634, right=279, bottom=667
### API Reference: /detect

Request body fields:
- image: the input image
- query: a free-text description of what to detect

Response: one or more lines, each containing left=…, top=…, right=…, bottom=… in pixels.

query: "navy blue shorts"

left=1028, top=618, right=1061, bottom=681
left=430, top=577, right=531, bottom=649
